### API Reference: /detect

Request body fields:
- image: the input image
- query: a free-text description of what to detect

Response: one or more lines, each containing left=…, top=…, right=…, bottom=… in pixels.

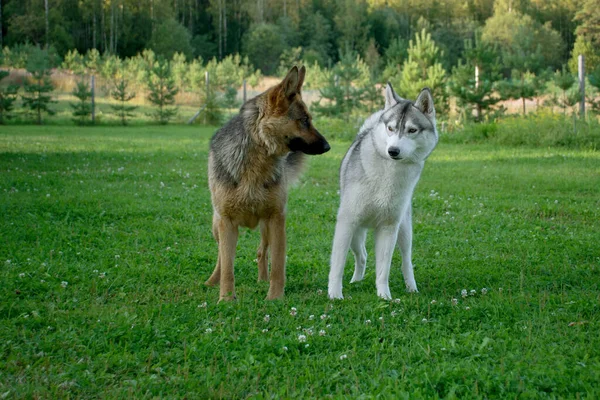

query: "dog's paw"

left=218, top=293, right=237, bottom=302
left=328, top=286, right=344, bottom=300
left=405, top=281, right=419, bottom=293
left=377, top=285, right=392, bottom=300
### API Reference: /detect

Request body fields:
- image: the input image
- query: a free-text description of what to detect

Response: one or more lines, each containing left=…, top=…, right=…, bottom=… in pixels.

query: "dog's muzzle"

left=288, top=135, right=330, bottom=155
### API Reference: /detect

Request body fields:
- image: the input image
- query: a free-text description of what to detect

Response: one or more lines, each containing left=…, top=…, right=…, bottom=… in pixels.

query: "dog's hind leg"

left=328, top=218, right=356, bottom=299
left=205, top=214, right=221, bottom=287
left=257, top=220, right=269, bottom=282
left=374, top=224, right=400, bottom=300
left=350, top=228, right=367, bottom=283
left=217, top=216, right=239, bottom=301
left=266, top=213, right=286, bottom=300
left=397, top=205, right=418, bottom=293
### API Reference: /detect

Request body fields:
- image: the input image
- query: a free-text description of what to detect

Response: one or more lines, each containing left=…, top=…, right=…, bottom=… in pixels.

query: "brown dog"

left=206, top=66, right=330, bottom=301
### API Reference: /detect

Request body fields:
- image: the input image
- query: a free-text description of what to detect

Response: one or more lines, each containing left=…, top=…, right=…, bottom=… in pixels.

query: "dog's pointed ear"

left=296, top=65, right=306, bottom=93
left=282, top=66, right=300, bottom=98
left=384, top=82, right=400, bottom=110
left=415, top=88, right=435, bottom=119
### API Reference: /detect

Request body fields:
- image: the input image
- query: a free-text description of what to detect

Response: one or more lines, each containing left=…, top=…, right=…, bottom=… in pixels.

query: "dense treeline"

left=1, top=0, right=599, bottom=76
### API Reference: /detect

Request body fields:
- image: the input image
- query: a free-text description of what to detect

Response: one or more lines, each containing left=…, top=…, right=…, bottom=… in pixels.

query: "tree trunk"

left=92, top=3, right=97, bottom=49
left=223, top=0, right=227, bottom=55
left=45, top=0, right=50, bottom=48
left=0, top=0, right=3, bottom=49
left=218, top=0, right=222, bottom=60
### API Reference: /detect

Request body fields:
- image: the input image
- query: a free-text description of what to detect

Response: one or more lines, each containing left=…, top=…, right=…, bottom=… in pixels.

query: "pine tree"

left=496, top=71, right=545, bottom=115
left=147, top=58, right=179, bottom=124
left=70, top=79, right=93, bottom=125
left=449, top=36, right=502, bottom=122
left=22, top=48, right=56, bottom=125
left=110, top=77, right=137, bottom=125
left=0, top=70, right=19, bottom=124
left=548, top=67, right=578, bottom=116
left=396, top=29, right=446, bottom=103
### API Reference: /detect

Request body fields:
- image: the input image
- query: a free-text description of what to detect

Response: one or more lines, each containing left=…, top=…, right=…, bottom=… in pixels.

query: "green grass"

left=1, top=125, right=599, bottom=398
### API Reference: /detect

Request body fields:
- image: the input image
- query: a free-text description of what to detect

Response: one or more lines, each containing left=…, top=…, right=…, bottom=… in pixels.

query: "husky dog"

left=328, top=83, right=438, bottom=300
left=207, top=66, right=330, bottom=301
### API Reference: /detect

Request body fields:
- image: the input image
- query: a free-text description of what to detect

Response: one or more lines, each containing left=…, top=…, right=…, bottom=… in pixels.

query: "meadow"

left=1, top=125, right=599, bottom=398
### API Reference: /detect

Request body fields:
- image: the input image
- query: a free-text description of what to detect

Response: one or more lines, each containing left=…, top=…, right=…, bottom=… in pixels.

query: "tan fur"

left=206, top=66, right=326, bottom=301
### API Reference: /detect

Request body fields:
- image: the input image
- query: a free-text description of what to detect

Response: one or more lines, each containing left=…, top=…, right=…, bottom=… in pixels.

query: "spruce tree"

left=147, top=58, right=179, bottom=124
left=496, top=71, right=545, bottom=115
left=110, top=77, right=137, bottom=125
left=22, top=47, right=55, bottom=125
left=70, top=79, right=92, bottom=125
left=0, top=70, right=19, bottom=124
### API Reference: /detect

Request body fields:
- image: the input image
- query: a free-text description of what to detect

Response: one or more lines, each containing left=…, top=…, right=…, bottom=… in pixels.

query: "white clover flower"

left=498, top=288, right=503, bottom=293
left=365, top=319, right=371, bottom=325
left=115, top=255, right=120, bottom=259
left=326, top=324, right=331, bottom=328
left=99, top=272, right=106, bottom=279
left=264, top=314, right=270, bottom=322
left=394, top=298, right=401, bottom=304
left=19, top=272, right=25, bottom=278
left=298, top=334, right=307, bottom=343
left=6, top=260, right=11, bottom=264
left=320, top=314, right=328, bottom=320
left=283, top=346, right=288, bottom=351
left=262, top=329, right=268, bottom=333
left=166, top=246, right=171, bottom=251
left=305, top=328, right=314, bottom=336
left=470, top=289, right=476, bottom=296
left=481, top=288, right=488, bottom=295
left=465, top=306, right=471, bottom=310
left=205, top=328, right=212, bottom=334
left=430, top=300, right=437, bottom=305
left=305, top=344, right=310, bottom=348
left=421, top=318, right=428, bottom=323
left=290, top=307, right=297, bottom=317
left=391, top=311, right=397, bottom=317
left=197, top=302, right=207, bottom=308
left=319, top=330, right=326, bottom=336
left=340, top=354, right=347, bottom=360
left=317, top=289, right=323, bottom=295
left=93, top=269, right=98, bottom=273
left=451, top=298, right=458, bottom=306
left=461, top=289, right=468, bottom=298
left=61, top=281, right=68, bottom=288
left=308, top=315, right=315, bottom=320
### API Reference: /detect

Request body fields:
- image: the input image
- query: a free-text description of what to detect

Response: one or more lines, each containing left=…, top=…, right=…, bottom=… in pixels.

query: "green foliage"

left=61, top=49, right=85, bottom=74
left=482, top=8, right=565, bottom=73
left=545, top=67, right=579, bottom=116
left=574, top=0, right=600, bottom=45
left=149, top=19, right=194, bottom=60
left=496, top=71, right=546, bottom=115
left=69, top=79, right=93, bottom=125
left=243, top=23, right=286, bottom=75
left=110, top=78, right=137, bottom=125
left=588, top=66, right=600, bottom=114
left=449, top=37, right=502, bottom=122
left=568, top=35, right=600, bottom=75
left=0, top=70, right=19, bottom=124
left=146, top=58, right=179, bottom=125
left=394, top=29, right=447, bottom=104
left=311, top=50, right=372, bottom=120
left=22, top=48, right=56, bottom=125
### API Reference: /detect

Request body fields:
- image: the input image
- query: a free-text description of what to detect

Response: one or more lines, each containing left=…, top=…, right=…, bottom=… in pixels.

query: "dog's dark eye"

left=301, top=118, right=310, bottom=128
left=407, top=128, right=418, bottom=134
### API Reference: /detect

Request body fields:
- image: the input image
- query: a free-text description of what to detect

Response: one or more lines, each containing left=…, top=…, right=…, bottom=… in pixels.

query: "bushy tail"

left=284, top=151, right=305, bottom=185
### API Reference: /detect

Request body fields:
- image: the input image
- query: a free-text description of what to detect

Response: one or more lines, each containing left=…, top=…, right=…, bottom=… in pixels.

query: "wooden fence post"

left=91, top=75, right=95, bottom=124
left=204, top=70, right=209, bottom=125
left=243, top=79, right=247, bottom=103
left=578, top=54, right=585, bottom=119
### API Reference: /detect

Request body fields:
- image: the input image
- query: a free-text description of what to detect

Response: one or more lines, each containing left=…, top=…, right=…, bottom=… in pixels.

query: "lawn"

left=1, top=125, right=599, bottom=398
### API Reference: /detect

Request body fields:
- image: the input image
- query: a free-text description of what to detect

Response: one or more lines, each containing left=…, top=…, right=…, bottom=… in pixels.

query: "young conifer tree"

left=22, top=47, right=56, bottom=125
left=0, top=70, right=19, bottom=124
left=110, top=77, right=137, bottom=125
left=70, top=79, right=92, bottom=125
left=147, top=58, right=178, bottom=124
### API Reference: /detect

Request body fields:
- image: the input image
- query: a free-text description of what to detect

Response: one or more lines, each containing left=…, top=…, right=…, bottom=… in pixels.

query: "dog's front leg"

left=397, top=205, right=418, bottom=292
left=217, top=217, right=239, bottom=301
left=328, top=219, right=355, bottom=299
left=374, top=224, right=400, bottom=300
left=266, top=213, right=286, bottom=300
left=257, top=220, right=269, bottom=282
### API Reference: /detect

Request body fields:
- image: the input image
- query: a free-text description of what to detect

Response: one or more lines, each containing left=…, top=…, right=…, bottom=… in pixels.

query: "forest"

left=1, top=0, right=600, bottom=130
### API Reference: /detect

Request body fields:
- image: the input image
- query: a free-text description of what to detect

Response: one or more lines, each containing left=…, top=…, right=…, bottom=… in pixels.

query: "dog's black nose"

left=388, top=147, right=400, bottom=158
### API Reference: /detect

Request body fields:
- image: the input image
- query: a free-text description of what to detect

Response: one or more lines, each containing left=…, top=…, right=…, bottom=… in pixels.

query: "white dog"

left=328, top=83, right=439, bottom=299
